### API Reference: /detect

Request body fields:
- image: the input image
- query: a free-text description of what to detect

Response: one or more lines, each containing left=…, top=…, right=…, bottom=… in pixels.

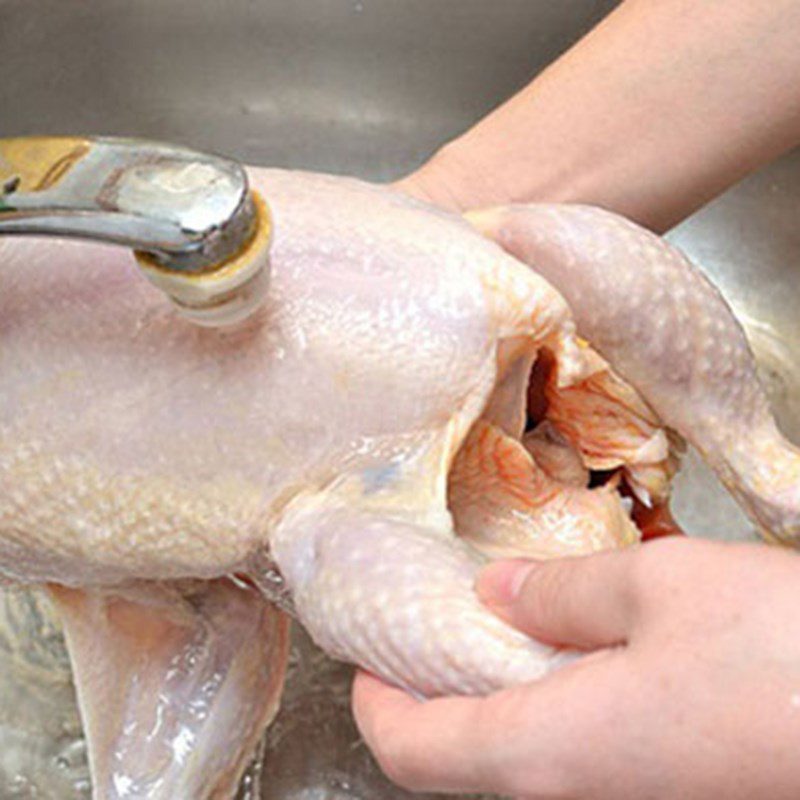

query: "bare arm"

left=398, top=0, right=800, bottom=231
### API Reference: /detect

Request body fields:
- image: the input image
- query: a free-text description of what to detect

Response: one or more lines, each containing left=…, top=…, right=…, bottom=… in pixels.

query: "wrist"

left=392, top=139, right=499, bottom=213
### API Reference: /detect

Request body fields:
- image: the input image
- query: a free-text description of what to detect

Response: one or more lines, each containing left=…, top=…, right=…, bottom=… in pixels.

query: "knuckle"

left=472, top=699, right=579, bottom=799
left=635, top=535, right=701, bottom=589
left=501, top=757, right=585, bottom=799
left=520, top=561, right=571, bottom=624
left=369, top=725, right=427, bottom=791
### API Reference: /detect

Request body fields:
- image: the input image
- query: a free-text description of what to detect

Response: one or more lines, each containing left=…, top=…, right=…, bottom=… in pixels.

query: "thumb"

left=475, top=552, right=637, bottom=650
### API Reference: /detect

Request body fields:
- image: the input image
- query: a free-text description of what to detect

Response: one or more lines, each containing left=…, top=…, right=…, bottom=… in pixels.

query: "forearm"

left=399, top=0, right=800, bottom=231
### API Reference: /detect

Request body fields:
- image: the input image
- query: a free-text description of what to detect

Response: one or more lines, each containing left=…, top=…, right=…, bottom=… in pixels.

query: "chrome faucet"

left=0, top=137, right=272, bottom=326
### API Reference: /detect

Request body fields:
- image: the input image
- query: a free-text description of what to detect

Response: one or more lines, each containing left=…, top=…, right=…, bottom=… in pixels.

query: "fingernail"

left=476, top=559, right=539, bottom=608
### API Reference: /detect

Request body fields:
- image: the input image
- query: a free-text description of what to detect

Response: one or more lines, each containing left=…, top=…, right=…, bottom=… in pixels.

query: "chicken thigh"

left=471, top=204, right=800, bottom=544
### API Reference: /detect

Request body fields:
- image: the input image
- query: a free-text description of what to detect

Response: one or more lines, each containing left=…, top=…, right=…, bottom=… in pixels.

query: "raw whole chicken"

left=1, top=169, right=798, bottom=798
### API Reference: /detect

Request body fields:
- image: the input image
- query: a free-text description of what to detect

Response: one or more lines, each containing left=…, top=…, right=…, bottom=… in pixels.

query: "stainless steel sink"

left=1, top=1, right=798, bottom=797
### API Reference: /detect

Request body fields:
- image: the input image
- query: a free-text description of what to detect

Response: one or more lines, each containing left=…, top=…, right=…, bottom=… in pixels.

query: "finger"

left=476, top=551, right=639, bottom=650
left=353, top=671, right=494, bottom=792
left=353, top=653, right=629, bottom=797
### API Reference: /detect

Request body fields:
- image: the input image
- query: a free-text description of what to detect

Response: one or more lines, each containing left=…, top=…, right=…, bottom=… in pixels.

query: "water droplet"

left=263, top=568, right=284, bottom=587
left=330, top=775, right=352, bottom=791
left=227, top=573, right=251, bottom=591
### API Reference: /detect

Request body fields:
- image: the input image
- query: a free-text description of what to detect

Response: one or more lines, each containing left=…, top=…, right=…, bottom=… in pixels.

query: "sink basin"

left=1, top=1, right=798, bottom=797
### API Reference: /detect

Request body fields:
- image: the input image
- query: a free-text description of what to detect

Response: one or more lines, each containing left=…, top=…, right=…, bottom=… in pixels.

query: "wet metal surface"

left=1, top=0, right=798, bottom=797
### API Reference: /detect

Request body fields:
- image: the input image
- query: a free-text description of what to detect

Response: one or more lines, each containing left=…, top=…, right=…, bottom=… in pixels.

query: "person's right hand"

left=353, top=536, right=800, bottom=799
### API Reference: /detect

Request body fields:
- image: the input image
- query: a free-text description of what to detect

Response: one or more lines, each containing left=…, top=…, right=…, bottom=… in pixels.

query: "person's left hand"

left=352, top=536, right=800, bottom=799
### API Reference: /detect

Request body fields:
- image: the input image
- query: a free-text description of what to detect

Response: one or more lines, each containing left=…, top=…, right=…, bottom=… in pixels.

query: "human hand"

left=353, top=537, right=800, bottom=799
